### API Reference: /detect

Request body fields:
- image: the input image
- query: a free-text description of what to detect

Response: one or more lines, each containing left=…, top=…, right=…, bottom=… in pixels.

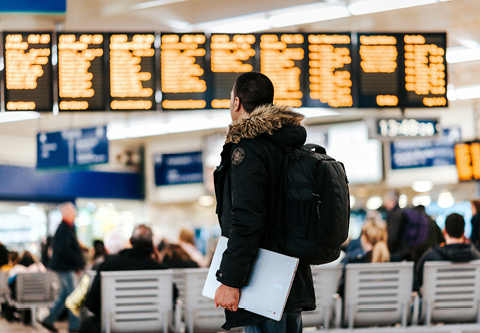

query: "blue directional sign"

left=0, top=0, right=66, bottom=13
left=37, top=126, right=108, bottom=169
left=154, top=151, right=203, bottom=186
left=390, top=127, right=460, bottom=170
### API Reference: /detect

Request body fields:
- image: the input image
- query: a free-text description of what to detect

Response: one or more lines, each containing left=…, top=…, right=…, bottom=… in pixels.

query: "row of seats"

left=2, top=261, right=480, bottom=332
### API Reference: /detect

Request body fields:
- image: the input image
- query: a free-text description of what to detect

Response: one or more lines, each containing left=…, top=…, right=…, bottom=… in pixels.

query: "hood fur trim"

left=225, top=104, right=305, bottom=144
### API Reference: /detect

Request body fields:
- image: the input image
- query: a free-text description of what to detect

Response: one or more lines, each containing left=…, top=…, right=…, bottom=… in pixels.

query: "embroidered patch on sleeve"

left=231, top=147, right=245, bottom=165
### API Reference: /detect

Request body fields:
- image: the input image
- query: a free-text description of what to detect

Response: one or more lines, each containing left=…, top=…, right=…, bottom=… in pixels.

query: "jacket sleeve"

left=217, top=140, right=268, bottom=288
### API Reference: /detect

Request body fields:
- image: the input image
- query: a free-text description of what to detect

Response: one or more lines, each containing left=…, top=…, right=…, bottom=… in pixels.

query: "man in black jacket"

left=213, top=72, right=315, bottom=332
left=41, top=202, right=84, bottom=333
left=80, top=224, right=169, bottom=333
left=415, top=213, right=480, bottom=291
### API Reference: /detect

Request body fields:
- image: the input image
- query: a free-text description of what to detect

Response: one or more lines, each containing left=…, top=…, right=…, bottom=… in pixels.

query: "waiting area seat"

left=101, top=269, right=173, bottom=333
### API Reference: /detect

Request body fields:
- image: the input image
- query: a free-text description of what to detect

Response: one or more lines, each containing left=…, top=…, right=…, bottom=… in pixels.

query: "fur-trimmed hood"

left=225, top=104, right=306, bottom=145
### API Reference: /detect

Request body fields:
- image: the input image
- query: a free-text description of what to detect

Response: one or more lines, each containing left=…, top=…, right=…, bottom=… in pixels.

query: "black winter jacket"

left=414, top=243, right=480, bottom=291
left=214, top=104, right=315, bottom=329
left=49, top=221, right=85, bottom=272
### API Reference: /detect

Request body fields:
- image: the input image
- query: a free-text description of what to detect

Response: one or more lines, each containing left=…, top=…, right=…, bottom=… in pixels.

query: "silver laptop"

left=202, top=236, right=299, bottom=321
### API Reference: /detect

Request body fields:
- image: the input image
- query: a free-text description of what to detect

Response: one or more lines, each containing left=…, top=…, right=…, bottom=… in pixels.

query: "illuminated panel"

left=260, top=33, right=305, bottom=107
left=210, top=34, right=256, bottom=109
left=357, top=33, right=400, bottom=108
left=306, top=33, right=353, bottom=108
left=455, top=142, right=480, bottom=181
left=4, top=32, right=53, bottom=111
left=57, top=33, right=105, bottom=111
left=404, top=33, right=447, bottom=108
left=109, top=33, right=155, bottom=111
left=161, top=33, right=207, bottom=110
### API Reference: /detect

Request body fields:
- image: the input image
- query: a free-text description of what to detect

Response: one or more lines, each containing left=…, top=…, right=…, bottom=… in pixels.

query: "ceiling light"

left=350, top=195, right=356, bottom=209
left=412, top=180, right=434, bottom=192
left=130, top=0, right=186, bottom=10
left=450, top=84, right=480, bottom=101
left=446, top=47, right=480, bottom=63
left=0, top=111, right=41, bottom=123
left=197, top=14, right=270, bottom=33
left=437, top=191, right=455, bottom=208
left=366, top=196, right=383, bottom=210
left=348, top=0, right=437, bottom=15
left=198, top=195, right=215, bottom=207
left=268, top=5, right=350, bottom=28
left=399, top=194, right=408, bottom=208
left=412, top=195, right=432, bottom=207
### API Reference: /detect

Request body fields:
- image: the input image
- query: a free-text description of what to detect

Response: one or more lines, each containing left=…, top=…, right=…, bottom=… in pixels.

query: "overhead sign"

left=0, top=0, right=66, bottom=14
left=37, top=126, right=109, bottom=168
left=154, top=151, right=203, bottom=186
left=390, top=127, right=460, bottom=170
left=455, top=141, right=480, bottom=181
left=373, top=118, right=440, bottom=140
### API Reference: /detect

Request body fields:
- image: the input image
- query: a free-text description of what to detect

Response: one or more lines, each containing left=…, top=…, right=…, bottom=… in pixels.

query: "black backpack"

left=281, top=144, right=350, bottom=265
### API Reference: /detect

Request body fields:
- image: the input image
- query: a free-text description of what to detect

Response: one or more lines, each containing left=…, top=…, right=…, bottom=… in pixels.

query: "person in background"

left=178, top=227, right=205, bottom=267
left=410, top=205, right=445, bottom=264
left=414, top=213, right=480, bottom=292
left=343, top=210, right=384, bottom=263
left=337, top=220, right=390, bottom=298
left=90, top=240, right=106, bottom=269
left=40, top=236, right=53, bottom=268
left=162, top=243, right=200, bottom=269
left=6, top=251, right=47, bottom=324
left=1, top=251, right=19, bottom=271
left=0, top=241, right=9, bottom=268
left=470, top=199, right=480, bottom=250
left=383, top=190, right=409, bottom=261
left=81, top=224, right=170, bottom=333
left=41, top=202, right=85, bottom=333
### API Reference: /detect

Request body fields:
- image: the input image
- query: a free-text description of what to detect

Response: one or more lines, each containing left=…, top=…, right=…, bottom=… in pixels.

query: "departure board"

left=108, top=33, right=156, bottom=111
left=210, top=34, right=256, bottom=109
left=4, top=32, right=53, bottom=111
left=160, top=33, right=207, bottom=110
left=57, top=33, right=105, bottom=111
left=306, top=33, right=354, bottom=108
left=357, top=33, right=401, bottom=108
left=454, top=142, right=480, bottom=181
left=403, top=33, right=447, bottom=108
left=259, top=33, right=306, bottom=107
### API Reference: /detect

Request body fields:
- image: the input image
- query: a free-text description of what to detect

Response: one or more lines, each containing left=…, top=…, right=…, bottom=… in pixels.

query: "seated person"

left=338, top=220, right=390, bottom=298
left=161, top=243, right=199, bottom=269
left=80, top=224, right=171, bottom=333
left=178, top=227, right=205, bottom=267
left=414, top=213, right=480, bottom=292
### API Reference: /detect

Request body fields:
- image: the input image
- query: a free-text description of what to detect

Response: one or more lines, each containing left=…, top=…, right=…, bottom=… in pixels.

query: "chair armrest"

left=333, top=293, right=342, bottom=328
left=411, top=291, right=419, bottom=326
left=175, top=299, right=184, bottom=333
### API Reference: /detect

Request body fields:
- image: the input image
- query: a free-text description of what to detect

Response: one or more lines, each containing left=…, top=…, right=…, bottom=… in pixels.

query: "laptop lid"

left=202, top=236, right=299, bottom=321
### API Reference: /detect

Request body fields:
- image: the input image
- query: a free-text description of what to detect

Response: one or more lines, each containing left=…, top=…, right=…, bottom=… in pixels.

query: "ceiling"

left=0, top=0, right=480, bottom=138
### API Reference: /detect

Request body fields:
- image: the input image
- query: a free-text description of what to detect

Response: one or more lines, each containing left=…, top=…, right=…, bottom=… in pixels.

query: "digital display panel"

left=403, top=33, right=447, bottom=108
left=455, top=142, right=480, bottom=181
left=306, top=33, right=353, bottom=108
left=160, top=33, right=207, bottom=110
left=210, top=34, right=256, bottom=109
left=108, top=33, right=156, bottom=111
left=357, top=33, right=401, bottom=108
left=259, top=33, right=306, bottom=107
left=57, top=33, right=105, bottom=111
left=4, top=32, right=53, bottom=111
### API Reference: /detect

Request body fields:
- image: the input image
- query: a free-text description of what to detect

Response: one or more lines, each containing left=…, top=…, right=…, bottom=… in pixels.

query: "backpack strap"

left=304, top=143, right=327, bottom=154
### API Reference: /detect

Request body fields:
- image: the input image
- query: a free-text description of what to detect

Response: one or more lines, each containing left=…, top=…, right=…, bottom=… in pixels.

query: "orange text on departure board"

left=260, top=34, right=304, bottom=107
left=5, top=34, right=50, bottom=110
left=210, top=34, right=255, bottom=73
left=359, top=35, right=398, bottom=74
left=161, top=34, right=207, bottom=109
left=58, top=34, right=103, bottom=110
left=404, top=34, right=447, bottom=107
left=308, top=34, right=352, bottom=107
left=109, top=34, right=154, bottom=110
left=454, top=143, right=480, bottom=181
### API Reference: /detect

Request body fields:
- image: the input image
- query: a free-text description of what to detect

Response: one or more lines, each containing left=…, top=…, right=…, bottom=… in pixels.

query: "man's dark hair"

left=445, top=213, right=465, bottom=239
left=234, top=72, right=274, bottom=113
left=130, top=224, right=154, bottom=252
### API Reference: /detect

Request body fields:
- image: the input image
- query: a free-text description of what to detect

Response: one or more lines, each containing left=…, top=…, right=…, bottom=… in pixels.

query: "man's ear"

left=233, top=96, right=241, bottom=112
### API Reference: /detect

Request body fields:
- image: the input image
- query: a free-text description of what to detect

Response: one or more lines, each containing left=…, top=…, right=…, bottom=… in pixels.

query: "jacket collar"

left=225, top=104, right=305, bottom=144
